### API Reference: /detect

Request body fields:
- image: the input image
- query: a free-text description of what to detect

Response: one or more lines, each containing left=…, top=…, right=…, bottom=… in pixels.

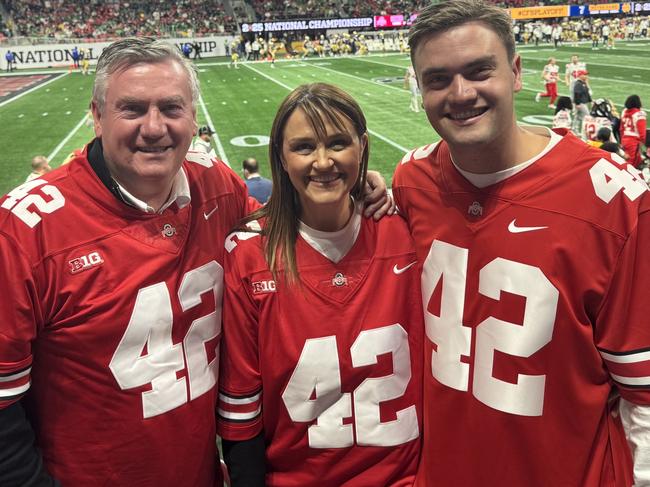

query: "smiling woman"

left=217, top=83, right=424, bottom=487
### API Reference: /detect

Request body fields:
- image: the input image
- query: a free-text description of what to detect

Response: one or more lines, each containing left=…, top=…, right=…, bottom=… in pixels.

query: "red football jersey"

left=621, top=108, right=647, bottom=141
left=393, top=131, right=650, bottom=487
left=0, top=146, right=248, bottom=486
left=583, top=115, right=614, bottom=142
left=218, top=215, right=423, bottom=486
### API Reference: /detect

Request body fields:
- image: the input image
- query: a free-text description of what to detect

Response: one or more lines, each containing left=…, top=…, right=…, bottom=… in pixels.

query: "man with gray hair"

left=0, top=37, right=251, bottom=486
left=0, top=37, right=391, bottom=486
left=392, top=1, right=650, bottom=486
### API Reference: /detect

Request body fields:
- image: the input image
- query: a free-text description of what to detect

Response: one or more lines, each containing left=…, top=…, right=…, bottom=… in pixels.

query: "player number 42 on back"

left=589, top=155, right=649, bottom=204
left=1, top=179, right=65, bottom=228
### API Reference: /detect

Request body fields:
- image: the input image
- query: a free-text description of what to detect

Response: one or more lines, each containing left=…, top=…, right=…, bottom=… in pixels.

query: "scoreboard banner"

left=589, top=3, right=631, bottom=14
left=373, top=14, right=418, bottom=29
left=240, top=17, right=374, bottom=34
left=569, top=3, right=634, bottom=16
left=2, top=35, right=234, bottom=69
left=630, top=2, right=650, bottom=12
left=508, top=6, right=569, bottom=19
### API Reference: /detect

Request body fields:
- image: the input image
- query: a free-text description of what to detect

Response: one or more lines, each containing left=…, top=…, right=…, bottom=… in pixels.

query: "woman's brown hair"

left=242, top=82, right=369, bottom=283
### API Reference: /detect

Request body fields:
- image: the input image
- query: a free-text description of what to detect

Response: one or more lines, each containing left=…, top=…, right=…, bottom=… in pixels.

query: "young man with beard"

left=393, top=1, right=650, bottom=486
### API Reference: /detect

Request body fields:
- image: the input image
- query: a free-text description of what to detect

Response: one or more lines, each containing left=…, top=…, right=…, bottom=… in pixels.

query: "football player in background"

left=565, top=53, right=587, bottom=99
left=582, top=98, right=616, bottom=143
left=0, top=39, right=392, bottom=486
left=620, top=94, right=647, bottom=168
left=534, top=56, right=559, bottom=108
left=218, top=83, right=422, bottom=486
left=395, top=1, right=650, bottom=486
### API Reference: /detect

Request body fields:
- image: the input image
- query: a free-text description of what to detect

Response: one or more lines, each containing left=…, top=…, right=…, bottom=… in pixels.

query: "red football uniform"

left=621, top=108, right=647, bottom=167
left=0, top=146, right=249, bottom=486
left=218, top=215, right=423, bottom=486
left=583, top=115, right=614, bottom=142
left=393, top=130, right=650, bottom=487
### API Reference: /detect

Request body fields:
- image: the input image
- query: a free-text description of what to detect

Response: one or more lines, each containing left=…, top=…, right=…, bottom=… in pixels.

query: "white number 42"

left=1, top=179, right=65, bottom=228
left=110, top=261, right=223, bottom=418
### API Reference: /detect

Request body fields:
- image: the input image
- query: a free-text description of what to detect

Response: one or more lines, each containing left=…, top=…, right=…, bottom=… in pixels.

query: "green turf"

left=1, top=41, right=649, bottom=196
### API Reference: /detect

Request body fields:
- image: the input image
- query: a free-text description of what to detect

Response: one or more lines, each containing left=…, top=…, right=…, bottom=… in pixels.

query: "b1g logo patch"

left=252, top=279, right=276, bottom=294
left=69, top=251, right=104, bottom=274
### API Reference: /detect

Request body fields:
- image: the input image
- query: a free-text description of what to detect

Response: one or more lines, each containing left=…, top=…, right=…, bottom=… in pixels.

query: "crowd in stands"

left=1, top=0, right=238, bottom=40
left=249, top=0, right=429, bottom=21
left=0, top=0, right=634, bottom=41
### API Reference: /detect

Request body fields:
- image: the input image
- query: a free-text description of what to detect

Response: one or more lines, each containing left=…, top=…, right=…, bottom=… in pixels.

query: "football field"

left=1, top=40, right=649, bottom=196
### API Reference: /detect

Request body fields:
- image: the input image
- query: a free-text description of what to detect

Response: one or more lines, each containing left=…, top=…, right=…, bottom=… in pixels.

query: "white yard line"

left=198, top=93, right=230, bottom=166
left=355, top=57, right=409, bottom=70
left=0, top=72, right=68, bottom=108
left=243, top=63, right=409, bottom=154
left=307, top=62, right=406, bottom=93
left=48, top=111, right=89, bottom=163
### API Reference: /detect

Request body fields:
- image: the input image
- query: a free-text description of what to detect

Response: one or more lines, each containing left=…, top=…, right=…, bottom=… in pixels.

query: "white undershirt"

left=116, top=167, right=191, bottom=213
left=452, top=127, right=562, bottom=188
left=298, top=200, right=362, bottom=263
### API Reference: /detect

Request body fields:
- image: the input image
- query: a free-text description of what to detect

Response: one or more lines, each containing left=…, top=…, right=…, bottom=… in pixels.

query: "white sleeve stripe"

left=601, top=350, right=650, bottom=364
left=0, top=368, right=31, bottom=382
left=0, top=382, right=30, bottom=397
left=611, top=373, right=650, bottom=386
left=217, top=406, right=261, bottom=421
left=219, top=392, right=261, bottom=405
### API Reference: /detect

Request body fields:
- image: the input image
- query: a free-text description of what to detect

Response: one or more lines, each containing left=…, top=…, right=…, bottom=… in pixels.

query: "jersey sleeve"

left=596, top=205, right=650, bottom=405
left=0, top=233, right=40, bottom=409
left=636, top=112, right=647, bottom=143
left=217, top=243, right=263, bottom=441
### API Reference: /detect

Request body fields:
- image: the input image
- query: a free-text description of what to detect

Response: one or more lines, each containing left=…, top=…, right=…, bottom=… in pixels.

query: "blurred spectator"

left=243, top=157, right=272, bottom=204
left=601, top=141, right=627, bottom=160
left=586, top=127, right=612, bottom=149
left=5, top=50, right=16, bottom=72
left=25, top=155, right=51, bottom=182
left=192, top=126, right=217, bottom=160
left=553, top=96, right=573, bottom=130
left=192, top=41, right=202, bottom=59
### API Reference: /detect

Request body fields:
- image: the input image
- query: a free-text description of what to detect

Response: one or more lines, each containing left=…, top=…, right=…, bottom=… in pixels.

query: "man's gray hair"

left=92, top=37, right=200, bottom=113
left=409, top=0, right=516, bottom=65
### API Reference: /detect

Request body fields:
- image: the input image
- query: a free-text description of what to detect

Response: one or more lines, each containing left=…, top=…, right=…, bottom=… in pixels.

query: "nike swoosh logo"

left=508, top=219, right=548, bottom=233
left=393, top=261, right=417, bottom=275
left=203, top=204, right=219, bottom=220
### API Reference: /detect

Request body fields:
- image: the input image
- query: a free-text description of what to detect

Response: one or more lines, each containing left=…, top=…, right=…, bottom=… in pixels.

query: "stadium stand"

left=1, top=0, right=238, bottom=39
left=0, top=0, right=631, bottom=41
